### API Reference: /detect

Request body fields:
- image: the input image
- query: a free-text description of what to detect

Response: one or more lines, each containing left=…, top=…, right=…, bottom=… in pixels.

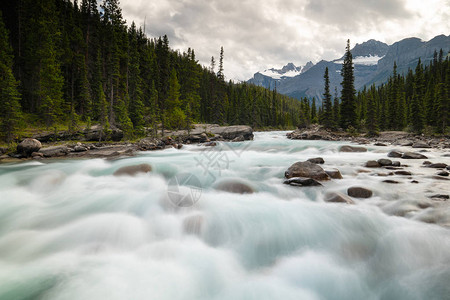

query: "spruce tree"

left=0, top=11, right=23, bottom=143
left=322, top=67, right=333, bottom=128
left=340, top=39, right=357, bottom=129
left=366, top=86, right=378, bottom=136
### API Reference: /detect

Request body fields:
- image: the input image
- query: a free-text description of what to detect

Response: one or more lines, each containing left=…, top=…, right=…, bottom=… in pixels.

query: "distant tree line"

left=319, top=40, right=450, bottom=135
left=0, top=0, right=304, bottom=143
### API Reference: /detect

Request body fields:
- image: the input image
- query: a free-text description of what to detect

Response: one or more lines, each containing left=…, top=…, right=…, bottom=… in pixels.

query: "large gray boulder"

left=285, top=161, right=330, bottom=181
left=17, top=138, right=42, bottom=157
left=210, top=126, right=253, bottom=141
left=339, top=145, right=367, bottom=152
left=39, top=146, right=69, bottom=157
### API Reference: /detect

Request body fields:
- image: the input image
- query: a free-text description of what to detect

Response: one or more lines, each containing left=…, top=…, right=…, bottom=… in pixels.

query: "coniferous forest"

left=0, top=0, right=304, bottom=143
left=319, top=40, right=450, bottom=135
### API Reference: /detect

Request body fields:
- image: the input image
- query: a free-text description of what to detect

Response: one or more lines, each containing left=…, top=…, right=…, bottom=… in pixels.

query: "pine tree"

left=311, top=98, right=317, bottom=123
left=0, top=11, right=23, bottom=143
left=333, top=87, right=340, bottom=128
left=340, top=39, right=357, bottom=129
left=366, top=86, right=378, bottom=136
left=322, top=67, right=333, bottom=128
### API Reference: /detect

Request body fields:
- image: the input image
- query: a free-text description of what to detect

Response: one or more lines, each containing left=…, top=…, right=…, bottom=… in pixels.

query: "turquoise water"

left=0, top=132, right=449, bottom=300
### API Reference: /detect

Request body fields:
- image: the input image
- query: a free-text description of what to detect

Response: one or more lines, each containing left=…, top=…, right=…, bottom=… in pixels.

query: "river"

left=0, top=131, right=449, bottom=300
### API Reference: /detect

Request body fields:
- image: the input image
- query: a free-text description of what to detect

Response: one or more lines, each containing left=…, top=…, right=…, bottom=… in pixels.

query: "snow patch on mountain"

left=334, top=55, right=384, bottom=66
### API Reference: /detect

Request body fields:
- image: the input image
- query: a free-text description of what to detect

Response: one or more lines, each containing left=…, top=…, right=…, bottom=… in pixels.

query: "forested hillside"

left=319, top=40, right=450, bottom=135
left=0, top=0, right=304, bottom=143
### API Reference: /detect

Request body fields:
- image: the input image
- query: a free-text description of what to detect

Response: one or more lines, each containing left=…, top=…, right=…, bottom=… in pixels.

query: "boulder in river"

left=210, top=125, right=253, bottom=141
left=324, top=192, right=354, bottom=204
left=347, top=187, right=373, bottom=198
left=377, top=158, right=392, bottom=166
left=387, top=150, right=402, bottom=158
left=394, top=170, right=412, bottom=176
left=401, top=152, right=428, bottom=159
left=307, top=157, right=325, bottom=164
left=283, top=177, right=322, bottom=187
left=285, top=161, right=330, bottom=181
left=437, top=171, right=449, bottom=177
left=339, top=145, right=367, bottom=152
left=113, top=163, right=152, bottom=176
left=17, top=138, right=42, bottom=157
left=325, top=168, right=343, bottom=179
left=215, top=180, right=254, bottom=194
left=365, top=160, right=380, bottom=168
left=428, top=163, right=447, bottom=169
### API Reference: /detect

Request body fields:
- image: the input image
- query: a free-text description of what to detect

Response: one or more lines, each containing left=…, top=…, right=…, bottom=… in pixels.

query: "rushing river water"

left=0, top=131, right=449, bottom=300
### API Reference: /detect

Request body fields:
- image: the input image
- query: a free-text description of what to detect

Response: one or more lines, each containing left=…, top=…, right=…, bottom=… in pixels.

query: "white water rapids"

left=0, top=131, right=449, bottom=300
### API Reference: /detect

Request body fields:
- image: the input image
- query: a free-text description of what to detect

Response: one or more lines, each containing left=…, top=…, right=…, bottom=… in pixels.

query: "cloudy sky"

left=120, top=0, right=450, bottom=81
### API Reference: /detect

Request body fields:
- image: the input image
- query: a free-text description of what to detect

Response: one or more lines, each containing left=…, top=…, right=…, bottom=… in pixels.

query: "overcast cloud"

left=120, top=0, right=450, bottom=81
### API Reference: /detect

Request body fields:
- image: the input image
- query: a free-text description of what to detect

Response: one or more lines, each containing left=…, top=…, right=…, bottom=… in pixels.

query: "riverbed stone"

left=39, top=146, right=70, bottom=157
left=339, top=145, right=367, bottom=152
left=394, top=170, right=412, bottom=176
left=283, top=177, right=323, bottom=187
left=210, top=125, right=253, bottom=140
left=402, top=152, right=428, bottom=159
left=113, top=163, right=152, bottom=176
left=412, top=142, right=431, bottom=148
left=347, top=186, right=373, bottom=198
left=324, top=192, right=354, bottom=204
left=307, top=157, right=325, bottom=164
left=437, top=171, right=449, bottom=177
left=388, top=150, right=403, bottom=158
left=377, top=158, right=392, bottom=166
left=365, top=160, right=380, bottom=168
left=215, top=180, right=254, bottom=194
left=383, top=180, right=400, bottom=184
left=17, top=138, right=42, bottom=157
left=285, top=161, right=330, bottom=181
left=392, top=161, right=401, bottom=167
left=428, top=163, right=447, bottom=169
left=325, top=168, right=343, bottom=179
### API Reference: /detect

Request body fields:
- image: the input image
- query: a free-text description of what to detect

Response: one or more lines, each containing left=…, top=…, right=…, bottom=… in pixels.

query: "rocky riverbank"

left=0, top=124, right=253, bottom=163
left=287, top=124, right=450, bottom=149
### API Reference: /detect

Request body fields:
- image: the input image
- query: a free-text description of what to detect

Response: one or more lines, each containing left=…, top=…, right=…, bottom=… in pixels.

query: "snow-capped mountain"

left=248, top=61, right=314, bottom=88
left=247, top=35, right=450, bottom=104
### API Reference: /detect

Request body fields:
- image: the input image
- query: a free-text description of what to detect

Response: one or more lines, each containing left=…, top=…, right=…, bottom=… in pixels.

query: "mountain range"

left=247, top=35, right=450, bottom=103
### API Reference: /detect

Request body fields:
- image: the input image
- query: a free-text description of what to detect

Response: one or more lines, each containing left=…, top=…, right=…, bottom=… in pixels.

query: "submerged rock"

left=377, top=158, right=392, bottom=166
left=401, top=152, right=428, bottom=159
left=347, top=187, right=373, bottom=198
left=307, top=157, right=325, bottom=164
left=325, top=168, right=343, bottom=179
left=428, top=163, right=447, bottom=169
left=365, top=160, right=380, bottom=168
left=283, top=177, right=322, bottom=187
left=324, top=192, right=354, bottom=204
left=339, top=145, right=367, bottom=152
left=17, top=138, right=42, bottom=157
left=285, top=161, right=330, bottom=181
left=394, top=170, right=412, bottom=176
left=387, top=150, right=402, bottom=158
left=113, top=163, right=152, bottom=176
left=215, top=180, right=254, bottom=194
left=437, top=171, right=449, bottom=177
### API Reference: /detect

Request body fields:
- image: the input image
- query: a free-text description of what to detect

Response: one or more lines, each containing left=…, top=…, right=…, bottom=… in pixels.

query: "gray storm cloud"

left=120, top=0, right=450, bottom=81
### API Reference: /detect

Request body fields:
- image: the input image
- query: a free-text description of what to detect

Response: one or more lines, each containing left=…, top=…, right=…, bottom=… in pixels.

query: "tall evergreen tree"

left=340, top=39, right=357, bottom=129
left=0, top=11, right=23, bottom=142
left=322, top=67, right=333, bottom=128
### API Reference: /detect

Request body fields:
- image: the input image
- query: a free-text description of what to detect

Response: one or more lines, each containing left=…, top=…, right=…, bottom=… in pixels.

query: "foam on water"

left=0, top=131, right=449, bottom=300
